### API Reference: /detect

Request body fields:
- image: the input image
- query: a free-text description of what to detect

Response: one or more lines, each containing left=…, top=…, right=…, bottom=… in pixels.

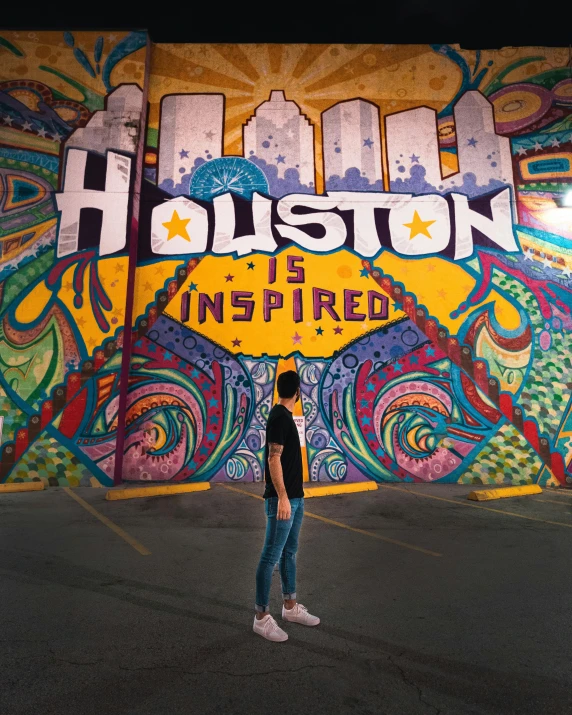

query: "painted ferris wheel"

left=189, top=156, right=269, bottom=202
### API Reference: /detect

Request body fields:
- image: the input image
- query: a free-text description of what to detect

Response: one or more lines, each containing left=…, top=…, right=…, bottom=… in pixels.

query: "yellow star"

left=143, top=281, right=153, bottom=291
left=162, top=210, right=191, bottom=241
left=76, top=317, right=86, bottom=327
left=403, top=211, right=436, bottom=240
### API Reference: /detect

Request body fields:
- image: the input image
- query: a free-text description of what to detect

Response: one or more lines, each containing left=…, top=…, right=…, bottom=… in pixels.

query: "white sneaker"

left=282, top=603, right=320, bottom=626
left=253, top=614, right=288, bottom=642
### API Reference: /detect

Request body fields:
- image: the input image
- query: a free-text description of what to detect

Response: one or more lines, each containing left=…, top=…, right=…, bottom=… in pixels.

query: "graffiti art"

left=1, top=35, right=571, bottom=488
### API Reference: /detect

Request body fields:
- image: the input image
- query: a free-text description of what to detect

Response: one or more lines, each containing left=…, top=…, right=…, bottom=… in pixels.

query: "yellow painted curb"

left=467, top=484, right=542, bottom=501
left=0, top=482, right=44, bottom=493
left=304, top=481, right=378, bottom=498
left=106, top=482, right=211, bottom=501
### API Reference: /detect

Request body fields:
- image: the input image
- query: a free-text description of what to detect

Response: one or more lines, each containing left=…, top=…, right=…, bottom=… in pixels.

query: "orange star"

left=162, top=210, right=191, bottom=241
left=403, top=211, right=436, bottom=240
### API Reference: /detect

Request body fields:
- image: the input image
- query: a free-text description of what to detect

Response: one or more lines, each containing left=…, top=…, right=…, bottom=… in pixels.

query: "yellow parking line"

left=544, top=490, right=572, bottom=498
left=63, top=488, right=151, bottom=556
left=537, top=498, right=572, bottom=507
left=381, top=485, right=572, bottom=529
left=221, top=484, right=441, bottom=557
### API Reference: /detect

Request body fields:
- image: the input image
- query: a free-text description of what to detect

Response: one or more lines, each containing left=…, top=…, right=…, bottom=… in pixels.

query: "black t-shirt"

left=263, top=404, right=303, bottom=499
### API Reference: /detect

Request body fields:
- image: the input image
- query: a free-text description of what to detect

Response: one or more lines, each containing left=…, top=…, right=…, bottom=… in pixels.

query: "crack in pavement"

left=388, top=654, right=442, bottom=715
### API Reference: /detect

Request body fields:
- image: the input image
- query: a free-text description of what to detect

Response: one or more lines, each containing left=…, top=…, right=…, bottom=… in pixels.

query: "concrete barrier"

left=0, top=482, right=44, bottom=493
left=304, top=481, right=378, bottom=498
left=106, top=482, right=211, bottom=501
left=467, top=484, right=542, bottom=501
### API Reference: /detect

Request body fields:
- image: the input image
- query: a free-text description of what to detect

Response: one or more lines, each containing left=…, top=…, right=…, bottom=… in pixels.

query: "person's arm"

left=267, top=416, right=291, bottom=520
left=268, top=443, right=290, bottom=519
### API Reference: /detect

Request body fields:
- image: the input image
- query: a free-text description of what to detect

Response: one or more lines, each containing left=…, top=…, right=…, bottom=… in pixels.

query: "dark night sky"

left=2, top=2, right=571, bottom=49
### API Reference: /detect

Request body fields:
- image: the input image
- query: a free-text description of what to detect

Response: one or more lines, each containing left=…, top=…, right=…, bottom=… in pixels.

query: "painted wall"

left=1, top=36, right=572, bottom=488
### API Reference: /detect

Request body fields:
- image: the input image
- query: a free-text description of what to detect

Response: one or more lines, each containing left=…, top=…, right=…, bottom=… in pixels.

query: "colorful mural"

left=1, top=35, right=572, bottom=488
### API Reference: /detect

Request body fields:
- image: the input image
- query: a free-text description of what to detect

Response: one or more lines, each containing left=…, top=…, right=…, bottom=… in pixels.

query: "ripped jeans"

left=255, top=497, right=304, bottom=613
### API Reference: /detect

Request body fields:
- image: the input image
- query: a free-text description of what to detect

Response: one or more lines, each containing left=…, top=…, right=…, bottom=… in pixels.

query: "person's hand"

left=277, top=496, right=291, bottom=521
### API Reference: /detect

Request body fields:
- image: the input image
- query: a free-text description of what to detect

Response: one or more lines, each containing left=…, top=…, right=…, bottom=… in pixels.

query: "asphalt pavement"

left=2, top=481, right=572, bottom=715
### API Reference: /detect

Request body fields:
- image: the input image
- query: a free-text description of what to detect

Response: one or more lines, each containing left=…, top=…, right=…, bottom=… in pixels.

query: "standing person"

left=253, top=370, right=320, bottom=642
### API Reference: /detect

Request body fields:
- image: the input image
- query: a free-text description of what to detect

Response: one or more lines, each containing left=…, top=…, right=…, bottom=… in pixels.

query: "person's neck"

left=278, top=397, right=296, bottom=413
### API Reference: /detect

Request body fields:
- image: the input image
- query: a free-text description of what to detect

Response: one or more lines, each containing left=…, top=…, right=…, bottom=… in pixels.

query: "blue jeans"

left=255, top=497, right=304, bottom=613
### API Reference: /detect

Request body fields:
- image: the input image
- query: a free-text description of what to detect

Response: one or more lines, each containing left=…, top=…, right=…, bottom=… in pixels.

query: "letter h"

left=55, top=148, right=132, bottom=258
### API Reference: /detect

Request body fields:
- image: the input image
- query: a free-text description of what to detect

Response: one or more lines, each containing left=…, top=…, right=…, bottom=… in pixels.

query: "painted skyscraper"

left=385, top=106, right=443, bottom=189
left=385, top=90, right=515, bottom=198
left=322, top=99, right=383, bottom=190
left=65, top=85, right=143, bottom=156
left=452, top=91, right=514, bottom=189
left=243, top=90, right=315, bottom=191
left=157, top=93, right=225, bottom=188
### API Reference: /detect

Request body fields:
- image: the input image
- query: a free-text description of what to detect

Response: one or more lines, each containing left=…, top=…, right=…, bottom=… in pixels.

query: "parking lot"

left=2, top=482, right=572, bottom=715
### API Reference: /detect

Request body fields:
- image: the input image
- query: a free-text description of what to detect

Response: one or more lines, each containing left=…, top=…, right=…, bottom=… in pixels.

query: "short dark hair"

left=277, top=370, right=300, bottom=398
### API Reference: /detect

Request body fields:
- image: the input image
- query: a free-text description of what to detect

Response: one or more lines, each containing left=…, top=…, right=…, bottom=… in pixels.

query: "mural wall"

left=2, top=35, right=572, bottom=488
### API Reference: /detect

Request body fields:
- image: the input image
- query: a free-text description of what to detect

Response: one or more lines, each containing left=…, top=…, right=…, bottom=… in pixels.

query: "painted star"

left=224, top=274, right=234, bottom=282
left=211, top=415, right=220, bottom=424
left=247, top=262, right=255, bottom=270
left=333, top=326, right=343, bottom=335
left=163, top=351, right=173, bottom=361
left=361, top=322, right=369, bottom=331
left=403, top=211, right=436, bottom=240
left=437, top=289, right=447, bottom=299
left=51, top=132, right=63, bottom=142
left=189, top=460, right=197, bottom=470
left=21, top=121, right=33, bottom=132
left=315, top=327, right=324, bottom=335
left=363, top=138, right=374, bottom=149
left=143, top=281, right=153, bottom=291
left=206, top=431, right=216, bottom=442
left=360, top=267, right=370, bottom=277
left=162, top=210, right=191, bottom=241
left=517, top=146, right=528, bottom=156
left=76, top=317, right=86, bottom=327
left=425, top=346, right=435, bottom=356
left=155, top=266, right=165, bottom=276
left=2, top=115, right=13, bottom=126
left=551, top=137, right=561, bottom=148
left=108, top=34, right=117, bottom=42
left=375, top=447, right=384, bottom=458
left=561, top=266, right=571, bottom=278
left=191, top=369, right=200, bottom=378
left=393, top=362, right=404, bottom=373
left=410, top=154, right=420, bottom=163
left=367, top=381, right=375, bottom=391
left=467, top=137, right=478, bottom=148
left=542, top=255, right=553, bottom=269
left=36, top=127, right=47, bottom=138
left=179, top=149, right=189, bottom=158
left=115, top=263, right=125, bottom=273
left=361, top=416, right=371, bottom=426
left=189, top=282, right=198, bottom=291
left=292, top=332, right=302, bottom=344
left=409, top=355, right=419, bottom=364
left=204, top=130, right=215, bottom=140
left=360, top=399, right=369, bottom=408
left=232, top=338, right=242, bottom=347
left=533, top=141, right=543, bottom=152
left=208, top=398, right=219, bottom=408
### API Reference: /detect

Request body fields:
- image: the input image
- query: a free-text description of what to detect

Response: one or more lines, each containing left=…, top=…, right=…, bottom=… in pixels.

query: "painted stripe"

left=537, top=498, right=572, bottom=507
left=221, top=484, right=441, bottom=557
left=63, top=488, right=151, bottom=556
left=106, top=482, right=210, bottom=501
left=381, top=485, right=572, bottom=530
